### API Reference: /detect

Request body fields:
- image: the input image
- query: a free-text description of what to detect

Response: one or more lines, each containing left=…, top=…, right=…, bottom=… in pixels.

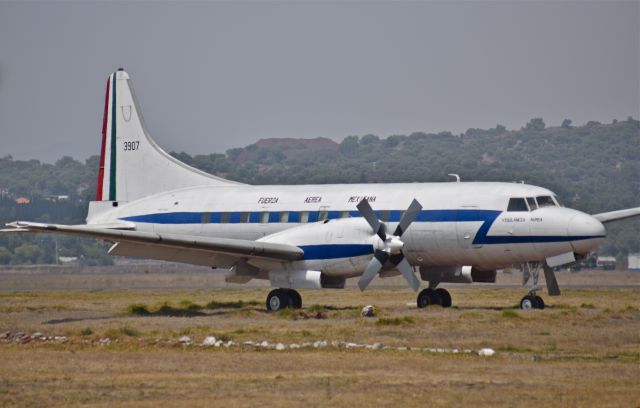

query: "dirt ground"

left=0, top=266, right=638, bottom=407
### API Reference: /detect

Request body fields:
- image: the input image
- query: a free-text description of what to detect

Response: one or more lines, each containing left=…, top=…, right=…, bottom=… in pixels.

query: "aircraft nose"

left=567, top=212, right=606, bottom=254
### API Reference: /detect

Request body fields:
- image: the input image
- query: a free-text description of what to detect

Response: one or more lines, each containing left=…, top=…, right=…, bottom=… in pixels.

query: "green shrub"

left=120, top=326, right=140, bottom=337
left=80, top=327, right=93, bottom=336
left=127, top=303, right=151, bottom=316
left=308, top=304, right=326, bottom=313
left=376, top=316, right=415, bottom=326
left=502, top=310, right=520, bottom=318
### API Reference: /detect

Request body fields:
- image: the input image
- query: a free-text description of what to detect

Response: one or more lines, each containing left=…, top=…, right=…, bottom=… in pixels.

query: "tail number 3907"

left=123, top=141, right=140, bottom=151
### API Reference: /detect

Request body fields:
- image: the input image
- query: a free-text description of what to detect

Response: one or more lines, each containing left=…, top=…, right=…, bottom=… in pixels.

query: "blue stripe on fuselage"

left=299, top=244, right=373, bottom=260
left=119, top=209, right=491, bottom=224
left=119, top=209, right=602, bottom=253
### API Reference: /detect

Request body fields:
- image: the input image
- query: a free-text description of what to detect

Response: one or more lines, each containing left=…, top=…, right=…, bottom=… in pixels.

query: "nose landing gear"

left=266, top=288, right=303, bottom=311
left=519, top=263, right=548, bottom=310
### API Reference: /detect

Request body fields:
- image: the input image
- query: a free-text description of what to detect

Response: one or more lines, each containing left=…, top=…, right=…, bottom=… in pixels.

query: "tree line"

left=0, top=117, right=638, bottom=265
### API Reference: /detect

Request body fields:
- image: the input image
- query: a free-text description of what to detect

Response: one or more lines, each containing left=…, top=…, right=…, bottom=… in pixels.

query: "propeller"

left=356, top=199, right=422, bottom=292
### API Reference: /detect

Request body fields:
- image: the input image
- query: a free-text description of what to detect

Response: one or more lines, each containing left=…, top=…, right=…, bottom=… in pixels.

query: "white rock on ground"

left=202, top=336, right=217, bottom=346
left=275, top=343, right=286, bottom=351
left=179, top=336, right=192, bottom=345
left=361, top=305, right=376, bottom=317
left=478, top=348, right=496, bottom=357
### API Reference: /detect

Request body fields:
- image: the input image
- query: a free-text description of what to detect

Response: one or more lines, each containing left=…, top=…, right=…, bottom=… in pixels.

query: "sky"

left=0, top=1, right=638, bottom=162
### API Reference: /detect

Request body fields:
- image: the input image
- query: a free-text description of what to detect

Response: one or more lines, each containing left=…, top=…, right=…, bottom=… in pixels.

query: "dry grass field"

left=0, top=266, right=638, bottom=407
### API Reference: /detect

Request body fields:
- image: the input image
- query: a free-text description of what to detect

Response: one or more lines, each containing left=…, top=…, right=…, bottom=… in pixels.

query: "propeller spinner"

left=356, top=199, right=422, bottom=292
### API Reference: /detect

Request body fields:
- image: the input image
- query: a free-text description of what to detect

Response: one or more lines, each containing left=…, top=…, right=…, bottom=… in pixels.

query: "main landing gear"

left=520, top=291, right=545, bottom=310
left=417, top=288, right=452, bottom=308
left=266, top=288, right=302, bottom=311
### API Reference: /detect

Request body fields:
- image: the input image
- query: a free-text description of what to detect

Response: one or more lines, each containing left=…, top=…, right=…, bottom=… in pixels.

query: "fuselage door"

left=456, top=198, right=483, bottom=249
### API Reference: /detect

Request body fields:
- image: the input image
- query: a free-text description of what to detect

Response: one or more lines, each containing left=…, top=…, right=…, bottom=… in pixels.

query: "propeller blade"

left=390, top=254, right=420, bottom=292
left=543, top=264, right=561, bottom=296
left=358, top=250, right=388, bottom=291
left=357, top=199, right=386, bottom=241
left=394, top=199, right=423, bottom=236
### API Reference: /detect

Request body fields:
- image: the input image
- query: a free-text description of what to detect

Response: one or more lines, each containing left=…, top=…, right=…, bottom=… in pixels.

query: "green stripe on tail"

left=109, top=73, right=117, bottom=201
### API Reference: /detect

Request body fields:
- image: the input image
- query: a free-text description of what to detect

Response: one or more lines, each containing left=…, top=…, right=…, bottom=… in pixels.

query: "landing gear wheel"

left=520, top=295, right=540, bottom=310
left=417, top=288, right=443, bottom=308
left=266, top=289, right=292, bottom=311
left=288, top=289, right=302, bottom=309
left=535, top=296, right=545, bottom=310
left=436, top=288, right=452, bottom=308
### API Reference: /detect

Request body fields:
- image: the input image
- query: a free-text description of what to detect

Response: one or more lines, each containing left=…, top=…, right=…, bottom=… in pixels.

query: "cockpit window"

left=526, top=197, right=538, bottom=210
left=507, top=198, right=529, bottom=212
left=536, top=196, right=556, bottom=208
left=553, top=195, right=562, bottom=207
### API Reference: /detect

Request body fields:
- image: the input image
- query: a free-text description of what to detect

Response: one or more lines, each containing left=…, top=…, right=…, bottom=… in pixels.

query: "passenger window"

left=536, top=196, right=555, bottom=208
left=268, top=212, right=280, bottom=223
left=288, top=212, right=300, bottom=223
left=379, top=211, right=389, bottom=222
left=340, top=211, right=349, bottom=218
left=220, top=212, right=231, bottom=223
left=318, top=210, right=328, bottom=221
left=240, top=212, right=249, bottom=223
left=526, top=197, right=537, bottom=210
left=201, top=212, right=211, bottom=224
left=279, top=212, right=289, bottom=223
left=260, top=212, right=269, bottom=223
left=507, top=198, right=529, bottom=212
left=300, top=211, right=309, bottom=223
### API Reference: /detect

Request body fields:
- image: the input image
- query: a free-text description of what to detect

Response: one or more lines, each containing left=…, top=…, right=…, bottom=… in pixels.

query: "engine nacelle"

left=470, top=268, right=497, bottom=283
left=268, top=270, right=347, bottom=289
left=269, top=270, right=322, bottom=289
left=419, top=266, right=496, bottom=283
left=255, top=218, right=376, bottom=276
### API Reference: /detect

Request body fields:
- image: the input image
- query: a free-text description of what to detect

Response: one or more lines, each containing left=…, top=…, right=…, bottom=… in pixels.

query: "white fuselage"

left=89, top=181, right=606, bottom=276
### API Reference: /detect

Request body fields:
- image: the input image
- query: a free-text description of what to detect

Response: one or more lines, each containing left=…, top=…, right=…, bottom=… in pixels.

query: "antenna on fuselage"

left=448, top=174, right=461, bottom=182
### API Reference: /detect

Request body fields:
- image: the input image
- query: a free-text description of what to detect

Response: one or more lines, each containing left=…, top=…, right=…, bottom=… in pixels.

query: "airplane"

left=4, top=69, right=640, bottom=311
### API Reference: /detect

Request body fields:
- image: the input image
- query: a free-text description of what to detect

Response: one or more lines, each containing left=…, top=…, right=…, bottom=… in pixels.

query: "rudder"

left=96, top=69, right=240, bottom=204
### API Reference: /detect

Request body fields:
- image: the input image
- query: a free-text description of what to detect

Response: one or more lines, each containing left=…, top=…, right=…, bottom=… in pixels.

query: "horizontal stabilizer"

left=592, top=207, right=640, bottom=223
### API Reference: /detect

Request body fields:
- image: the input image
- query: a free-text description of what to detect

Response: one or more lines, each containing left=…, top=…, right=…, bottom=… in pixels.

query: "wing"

left=592, top=207, right=640, bottom=223
left=3, top=221, right=303, bottom=267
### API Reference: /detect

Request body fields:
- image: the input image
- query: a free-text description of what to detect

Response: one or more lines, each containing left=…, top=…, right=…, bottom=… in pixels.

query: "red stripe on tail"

left=96, top=76, right=110, bottom=200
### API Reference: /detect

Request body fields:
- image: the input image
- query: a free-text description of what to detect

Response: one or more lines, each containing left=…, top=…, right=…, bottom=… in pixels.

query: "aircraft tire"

left=288, top=289, right=302, bottom=309
left=417, top=288, right=442, bottom=308
left=436, top=288, right=452, bottom=308
left=266, top=289, right=292, bottom=311
left=520, top=295, right=539, bottom=310
left=535, top=296, right=545, bottom=310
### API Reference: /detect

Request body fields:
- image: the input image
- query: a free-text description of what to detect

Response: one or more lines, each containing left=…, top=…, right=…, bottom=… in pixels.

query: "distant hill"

left=0, top=117, right=638, bottom=264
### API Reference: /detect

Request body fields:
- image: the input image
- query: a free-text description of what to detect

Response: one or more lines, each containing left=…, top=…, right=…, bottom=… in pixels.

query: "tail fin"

left=96, top=69, right=241, bottom=203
